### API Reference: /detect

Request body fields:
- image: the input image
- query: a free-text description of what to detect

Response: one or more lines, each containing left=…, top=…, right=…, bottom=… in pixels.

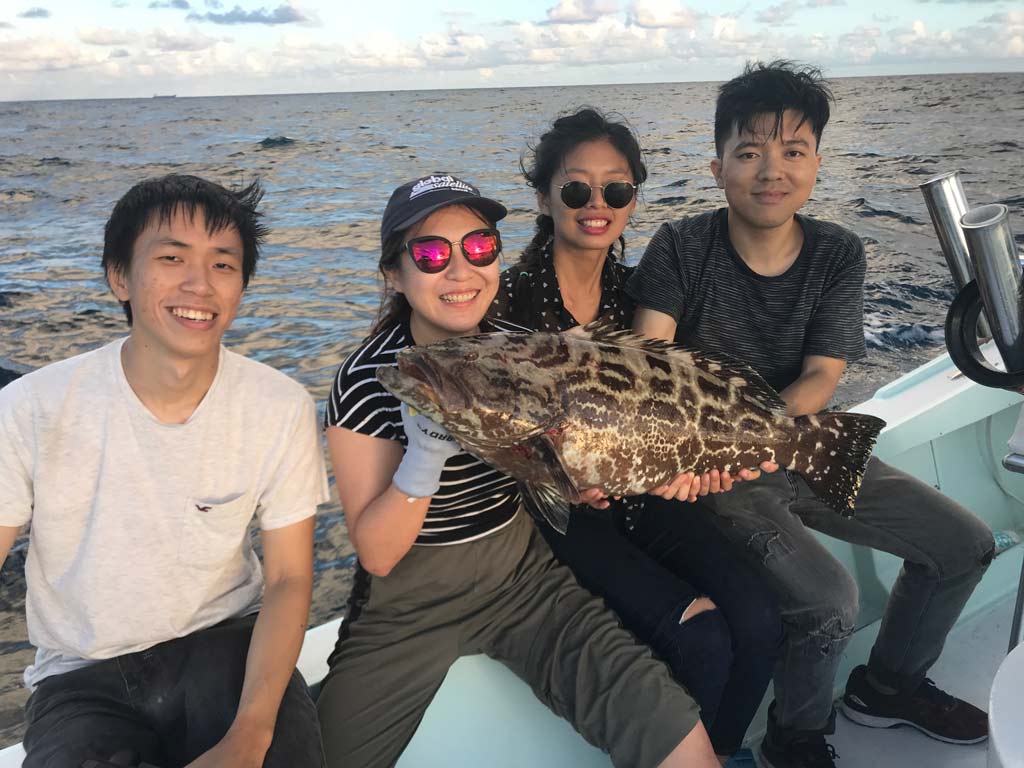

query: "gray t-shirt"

left=0, top=338, right=329, bottom=687
left=626, top=208, right=866, bottom=393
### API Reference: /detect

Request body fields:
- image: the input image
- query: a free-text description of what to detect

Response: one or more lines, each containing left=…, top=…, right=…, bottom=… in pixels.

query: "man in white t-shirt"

left=0, top=175, right=329, bottom=768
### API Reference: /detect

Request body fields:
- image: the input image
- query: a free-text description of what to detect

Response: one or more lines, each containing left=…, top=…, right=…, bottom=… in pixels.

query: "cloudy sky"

left=0, top=0, right=1021, bottom=100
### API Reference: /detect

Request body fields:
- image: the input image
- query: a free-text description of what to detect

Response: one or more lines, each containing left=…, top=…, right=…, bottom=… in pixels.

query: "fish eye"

left=464, top=351, right=478, bottom=362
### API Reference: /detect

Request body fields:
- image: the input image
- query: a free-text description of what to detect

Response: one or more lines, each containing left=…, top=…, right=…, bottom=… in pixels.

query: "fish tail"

left=788, top=412, right=887, bottom=515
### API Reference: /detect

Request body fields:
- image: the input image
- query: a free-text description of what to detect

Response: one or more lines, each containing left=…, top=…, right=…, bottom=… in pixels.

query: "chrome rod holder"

left=921, top=171, right=990, bottom=337
left=921, top=172, right=975, bottom=288
left=961, top=204, right=1024, bottom=372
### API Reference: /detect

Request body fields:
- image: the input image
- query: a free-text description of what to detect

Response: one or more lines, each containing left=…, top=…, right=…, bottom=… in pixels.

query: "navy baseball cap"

left=381, top=174, right=507, bottom=245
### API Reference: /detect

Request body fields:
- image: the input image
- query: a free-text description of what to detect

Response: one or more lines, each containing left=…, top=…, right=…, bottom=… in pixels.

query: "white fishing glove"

left=392, top=403, right=462, bottom=499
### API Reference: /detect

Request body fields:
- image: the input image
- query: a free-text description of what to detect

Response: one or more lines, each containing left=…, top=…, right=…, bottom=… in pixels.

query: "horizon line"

left=1, top=68, right=1020, bottom=105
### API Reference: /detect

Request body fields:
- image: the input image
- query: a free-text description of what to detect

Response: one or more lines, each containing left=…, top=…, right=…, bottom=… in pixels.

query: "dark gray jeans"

left=23, top=614, right=324, bottom=768
left=703, top=456, right=995, bottom=732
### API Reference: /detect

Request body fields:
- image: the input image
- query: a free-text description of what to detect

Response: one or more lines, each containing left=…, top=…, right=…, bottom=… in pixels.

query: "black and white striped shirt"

left=325, top=318, right=523, bottom=546
left=627, top=208, right=866, bottom=393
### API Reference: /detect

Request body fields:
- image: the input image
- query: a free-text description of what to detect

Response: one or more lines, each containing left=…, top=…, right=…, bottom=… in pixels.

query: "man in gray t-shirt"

left=629, top=62, right=993, bottom=768
left=0, top=175, right=328, bottom=768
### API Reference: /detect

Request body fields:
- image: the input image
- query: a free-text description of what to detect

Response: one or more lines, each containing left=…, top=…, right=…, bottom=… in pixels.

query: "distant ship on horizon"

left=152, top=94, right=177, bottom=99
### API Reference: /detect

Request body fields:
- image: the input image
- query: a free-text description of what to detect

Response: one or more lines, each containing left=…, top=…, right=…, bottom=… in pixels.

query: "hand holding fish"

left=579, top=460, right=781, bottom=509
left=392, top=403, right=463, bottom=499
left=651, top=462, right=781, bottom=502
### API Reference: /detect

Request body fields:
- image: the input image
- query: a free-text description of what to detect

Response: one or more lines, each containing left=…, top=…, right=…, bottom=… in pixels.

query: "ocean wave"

left=1, top=190, right=41, bottom=204
left=864, top=314, right=944, bottom=349
left=892, top=283, right=954, bottom=302
left=992, top=141, right=1021, bottom=153
left=846, top=198, right=921, bottom=225
left=258, top=136, right=297, bottom=148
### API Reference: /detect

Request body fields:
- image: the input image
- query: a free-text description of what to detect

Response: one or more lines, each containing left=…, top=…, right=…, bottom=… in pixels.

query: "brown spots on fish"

left=637, top=398, right=686, bottom=426
left=698, top=408, right=732, bottom=432
left=564, top=370, right=591, bottom=387
left=596, top=361, right=634, bottom=393
left=646, top=354, right=672, bottom=375
left=533, top=339, right=572, bottom=368
left=738, top=416, right=764, bottom=434
left=650, top=376, right=675, bottom=397
left=696, top=375, right=730, bottom=401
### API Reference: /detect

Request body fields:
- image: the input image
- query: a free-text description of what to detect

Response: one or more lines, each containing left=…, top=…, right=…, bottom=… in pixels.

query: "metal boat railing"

left=931, top=176, right=1024, bottom=652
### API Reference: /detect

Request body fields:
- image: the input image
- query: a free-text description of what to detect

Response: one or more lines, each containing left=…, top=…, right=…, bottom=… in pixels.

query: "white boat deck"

left=824, top=581, right=1017, bottom=768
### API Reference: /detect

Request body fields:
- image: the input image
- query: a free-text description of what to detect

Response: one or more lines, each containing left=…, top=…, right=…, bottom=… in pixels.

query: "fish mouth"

left=389, top=352, right=441, bottom=411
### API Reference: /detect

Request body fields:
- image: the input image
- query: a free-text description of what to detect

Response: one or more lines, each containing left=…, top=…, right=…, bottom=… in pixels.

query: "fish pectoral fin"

left=519, top=482, right=573, bottom=535
left=531, top=432, right=582, bottom=500
left=518, top=431, right=583, bottom=535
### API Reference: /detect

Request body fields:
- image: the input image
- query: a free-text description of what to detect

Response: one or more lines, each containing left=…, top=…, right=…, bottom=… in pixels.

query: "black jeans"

left=23, top=614, right=323, bottom=768
left=540, top=498, right=782, bottom=755
left=704, top=458, right=994, bottom=731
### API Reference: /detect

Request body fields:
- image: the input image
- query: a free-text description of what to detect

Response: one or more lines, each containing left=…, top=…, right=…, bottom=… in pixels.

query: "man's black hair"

left=102, top=174, right=268, bottom=324
left=714, top=60, right=834, bottom=158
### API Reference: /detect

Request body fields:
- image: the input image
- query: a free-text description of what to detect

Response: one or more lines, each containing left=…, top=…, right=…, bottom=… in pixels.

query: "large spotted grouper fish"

left=377, top=323, right=886, bottom=533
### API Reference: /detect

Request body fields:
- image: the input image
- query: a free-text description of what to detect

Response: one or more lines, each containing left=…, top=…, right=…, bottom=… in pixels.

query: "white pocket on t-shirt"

left=180, top=492, right=256, bottom=569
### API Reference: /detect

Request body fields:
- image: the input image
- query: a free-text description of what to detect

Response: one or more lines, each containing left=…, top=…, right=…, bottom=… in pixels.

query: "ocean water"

left=0, top=72, right=1023, bottom=746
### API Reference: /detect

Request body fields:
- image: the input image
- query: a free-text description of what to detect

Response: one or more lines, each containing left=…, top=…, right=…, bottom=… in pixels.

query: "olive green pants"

left=317, top=510, right=700, bottom=768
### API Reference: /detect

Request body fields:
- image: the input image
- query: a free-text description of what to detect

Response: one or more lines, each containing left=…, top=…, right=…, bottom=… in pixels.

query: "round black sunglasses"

left=558, top=180, right=637, bottom=209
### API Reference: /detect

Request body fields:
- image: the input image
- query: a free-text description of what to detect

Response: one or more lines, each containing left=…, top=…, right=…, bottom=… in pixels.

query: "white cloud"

left=187, top=2, right=311, bottom=25
left=757, top=1, right=797, bottom=25
left=546, top=0, right=619, bottom=24
left=78, top=27, right=134, bottom=46
left=711, top=16, right=746, bottom=42
left=628, top=0, right=699, bottom=29
left=417, top=29, right=488, bottom=66
left=0, top=36, right=105, bottom=72
left=982, top=11, right=1024, bottom=25
left=149, top=27, right=219, bottom=51
left=514, top=15, right=670, bottom=66
left=836, top=25, right=881, bottom=62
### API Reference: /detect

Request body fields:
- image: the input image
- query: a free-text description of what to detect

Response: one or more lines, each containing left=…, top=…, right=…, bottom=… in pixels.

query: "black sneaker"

left=840, top=664, right=988, bottom=744
left=760, top=733, right=839, bottom=768
left=759, top=702, right=839, bottom=768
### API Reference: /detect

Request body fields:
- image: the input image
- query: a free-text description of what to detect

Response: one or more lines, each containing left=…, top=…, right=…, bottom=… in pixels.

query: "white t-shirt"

left=0, top=338, right=329, bottom=688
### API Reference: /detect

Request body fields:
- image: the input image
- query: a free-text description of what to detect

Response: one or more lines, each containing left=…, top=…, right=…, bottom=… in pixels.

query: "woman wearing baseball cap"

left=317, top=173, right=720, bottom=768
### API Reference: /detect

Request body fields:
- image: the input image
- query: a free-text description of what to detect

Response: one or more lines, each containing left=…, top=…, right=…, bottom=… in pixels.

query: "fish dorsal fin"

left=568, top=321, right=788, bottom=415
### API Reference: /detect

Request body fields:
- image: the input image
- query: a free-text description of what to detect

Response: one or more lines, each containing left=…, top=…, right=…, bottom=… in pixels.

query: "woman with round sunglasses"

left=490, top=109, right=783, bottom=767
left=317, top=173, right=723, bottom=768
